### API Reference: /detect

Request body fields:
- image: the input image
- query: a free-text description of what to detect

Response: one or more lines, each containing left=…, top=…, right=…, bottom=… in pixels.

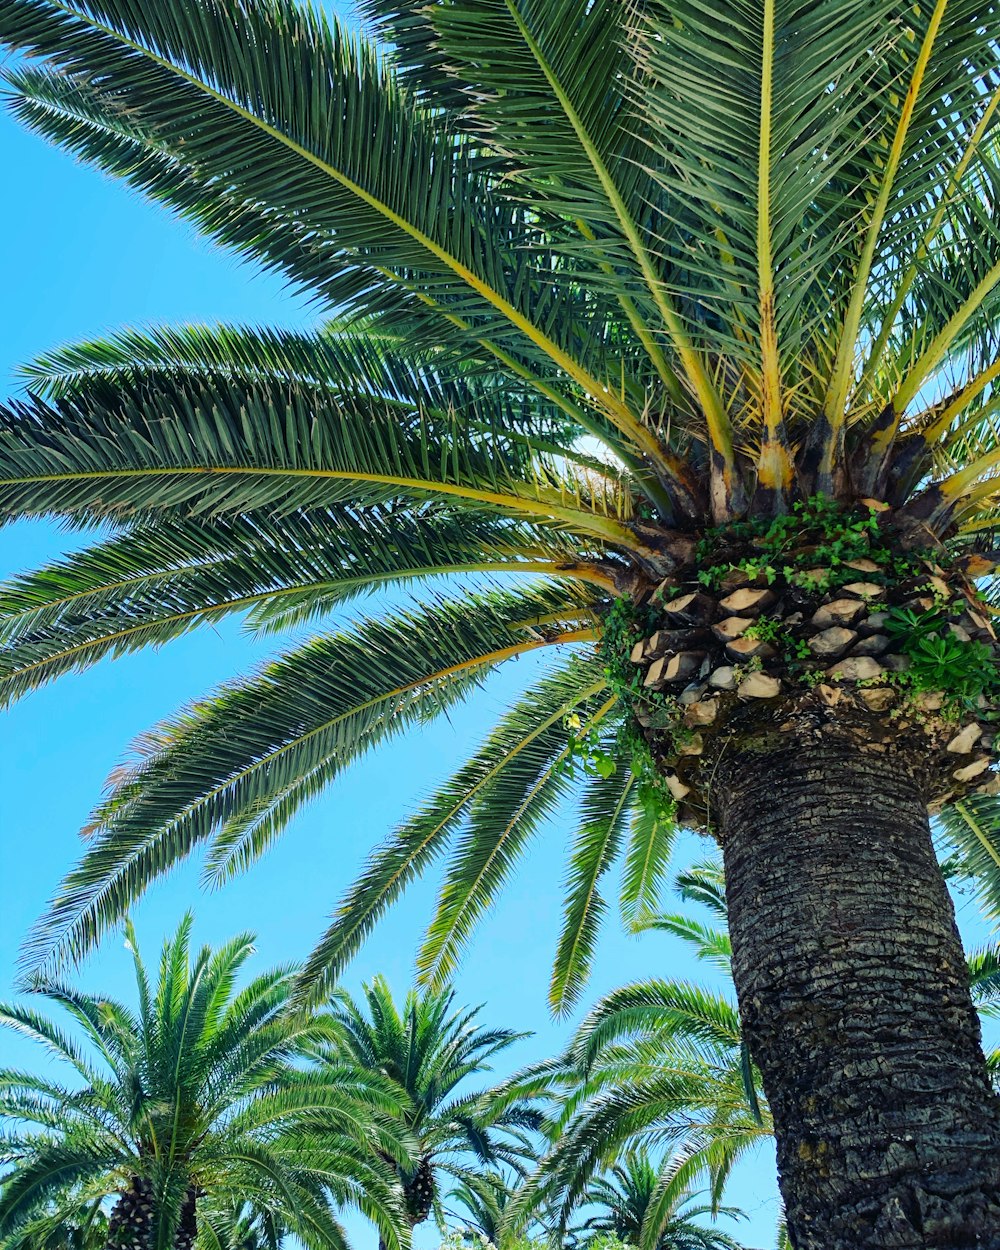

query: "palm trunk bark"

left=713, top=730, right=1000, bottom=1248
left=107, top=1178, right=153, bottom=1250
left=174, top=1188, right=197, bottom=1250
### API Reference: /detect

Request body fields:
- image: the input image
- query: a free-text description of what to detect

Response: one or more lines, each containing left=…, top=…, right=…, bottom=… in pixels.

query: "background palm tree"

left=317, top=978, right=541, bottom=1240
left=442, top=1172, right=519, bottom=1247
left=1, top=1201, right=110, bottom=1250
left=4, top=0, right=1000, bottom=1240
left=578, top=1149, right=747, bottom=1250
left=0, top=918, right=407, bottom=1250
left=516, top=876, right=769, bottom=1246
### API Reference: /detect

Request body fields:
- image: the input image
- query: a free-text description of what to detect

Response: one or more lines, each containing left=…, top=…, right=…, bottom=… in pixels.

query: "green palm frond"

left=673, top=861, right=729, bottom=925
left=936, top=795, right=1000, bottom=921
left=0, top=369, right=634, bottom=543
left=301, top=656, right=607, bottom=999
left=5, top=0, right=1000, bottom=1020
left=0, top=1, right=666, bottom=463
left=550, top=765, right=636, bottom=1016
left=0, top=505, right=608, bottom=703
left=634, top=916, right=733, bottom=976
left=578, top=1146, right=747, bottom=1250
left=417, top=690, right=618, bottom=990
left=619, top=804, right=680, bottom=932
left=30, top=587, right=598, bottom=971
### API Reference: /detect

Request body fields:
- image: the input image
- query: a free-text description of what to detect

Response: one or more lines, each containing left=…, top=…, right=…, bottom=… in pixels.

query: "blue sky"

left=0, top=16, right=995, bottom=1249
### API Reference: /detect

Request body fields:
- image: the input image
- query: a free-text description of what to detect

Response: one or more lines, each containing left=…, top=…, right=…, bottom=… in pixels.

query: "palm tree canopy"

left=316, top=977, right=542, bottom=1226
left=580, top=1149, right=747, bottom=1250
left=2, top=0, right=1000, bottom=1009
left=0, top=917, right=408, bottom=1250
left=512, top=869, right=768, bottom=1246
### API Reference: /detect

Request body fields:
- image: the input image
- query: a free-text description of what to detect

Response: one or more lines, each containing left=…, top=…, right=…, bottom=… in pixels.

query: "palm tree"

left=317, top=978, right=541, bottom=1240
left=4, top=0, right=1000, bottom=1238
left=442, top=1172, right=517, bottom=1247
left=0, top=918, right=407, bottom=1250
left=579, top=1149, right=747, bottom=1250
left=518, top=979, right=769, bottom=1246
left=1, top=1201, right=109, bottom=1250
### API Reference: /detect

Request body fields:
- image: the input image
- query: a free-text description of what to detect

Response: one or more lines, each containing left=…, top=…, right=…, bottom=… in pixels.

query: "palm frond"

left=29, top=587, right=598, bottom=972
left=299, top=655, right=608, bottom=999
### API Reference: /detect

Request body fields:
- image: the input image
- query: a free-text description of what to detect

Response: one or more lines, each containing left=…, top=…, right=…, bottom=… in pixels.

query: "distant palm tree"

left=580, top=1149, right=746, bottom=1250
left=3, top=1201, right=109, bottom=1250
left=0, top=918, right=406, bottom=1250
left=317, top=978, right=541, bottom=1240
left=511, top=859, right=765, bottom=1246
left=442, top=1172, right=516, bottom=1247
left=6, top=0, right=1000, bottom=1239
left=520, top=983, right=768, bottom=1245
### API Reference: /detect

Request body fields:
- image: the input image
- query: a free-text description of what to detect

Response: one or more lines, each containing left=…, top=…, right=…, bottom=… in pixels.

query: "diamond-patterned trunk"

left=403, top=1157, right=435, bottom=1226
left=107, top=1178, right=154, bottom=1250
left=105, top=1179, right=199, bottom=1250
left=713, top=726, right=1000, bottom=1247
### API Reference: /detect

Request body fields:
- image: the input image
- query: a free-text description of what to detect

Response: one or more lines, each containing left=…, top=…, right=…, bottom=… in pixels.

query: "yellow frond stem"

left=3, top=463, right=643, bottom=549
left=894, top=256, right=1000, bottom=414
left=934, top=446, right=1000, bottom=504
left=756, top=0, right=785, bottom=463
left=756, top=439, right=795, bottom=496
left=919, top=355, right=1000, bottom=447
left=501, top=0, right=740, bottom=498
left=821, top=0, right=950, bottom=458
left=575, top=219, right=685, bottom=403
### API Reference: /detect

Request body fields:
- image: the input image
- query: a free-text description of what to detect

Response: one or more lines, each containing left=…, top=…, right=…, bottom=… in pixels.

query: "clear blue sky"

left=0, top=14, right=994, bottom=1248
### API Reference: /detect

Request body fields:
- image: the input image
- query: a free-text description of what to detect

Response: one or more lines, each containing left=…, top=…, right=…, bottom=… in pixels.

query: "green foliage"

left=315, top=977, right=543, bottom=1226
left=1, top=0, right=1000, bottom=1016
left=0, top=917, right=408, bottom=1250
left=597, top=599, right=681, bottom=831
left=884, top=605, right=1000, bottom=709
left=576, top=1149, right=748, bottom=1250
left=696, top=496, right=888, bottom=591
left=437, top=1234, right=548, bottom=1250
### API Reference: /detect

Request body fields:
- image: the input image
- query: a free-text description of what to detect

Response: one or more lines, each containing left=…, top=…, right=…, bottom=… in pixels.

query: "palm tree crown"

left=317, top=977, right=541, bottom=1230
left=579, top=1149, right=747, bottom=1250
left=0, top=918, right=406, bottom=1250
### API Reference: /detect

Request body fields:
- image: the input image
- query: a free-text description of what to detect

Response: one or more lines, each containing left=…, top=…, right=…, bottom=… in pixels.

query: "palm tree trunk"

left=174, top=1188, right=198, bottom=1250
left=714, top=729, right=1000, bottom=1249
left=107, top=1178, right=154, bottom=1250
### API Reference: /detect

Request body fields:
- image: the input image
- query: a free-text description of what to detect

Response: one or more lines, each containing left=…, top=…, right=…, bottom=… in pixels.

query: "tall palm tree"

left=0, top=918, right=407, bottom=1250
left=317, top=978, right=541, bottom=1239
left=579, top=1150, right=747, bottom=1250
left=4, top=0, right=1000, bottom=1239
